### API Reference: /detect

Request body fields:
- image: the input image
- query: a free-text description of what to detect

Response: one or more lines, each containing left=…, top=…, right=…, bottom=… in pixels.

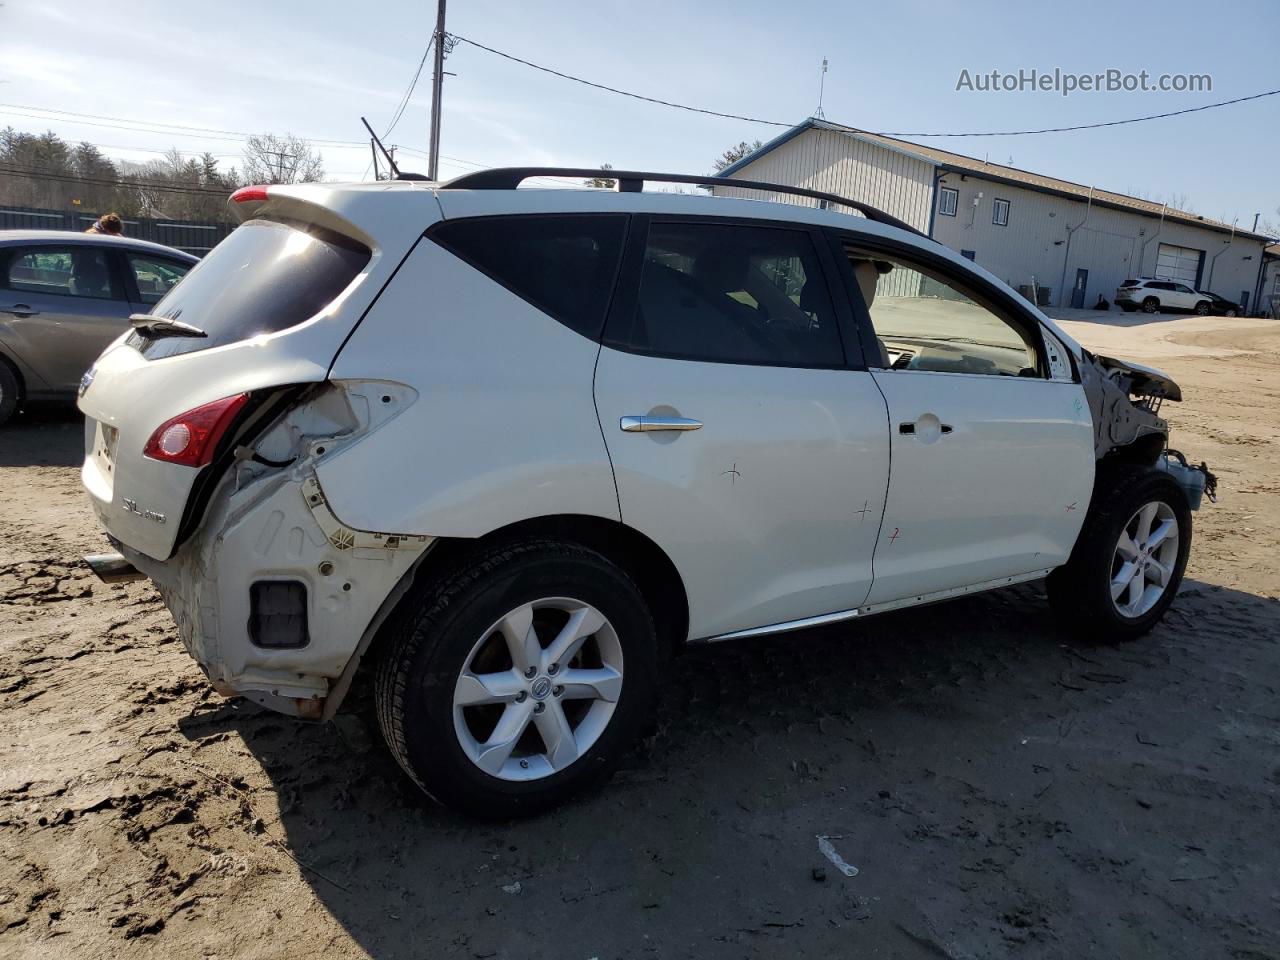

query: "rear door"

left=593, top=216, right=890, bottom=640
left=0, top=244, right=131, bottom=391
left=829, top=232, right=1094, bottom=606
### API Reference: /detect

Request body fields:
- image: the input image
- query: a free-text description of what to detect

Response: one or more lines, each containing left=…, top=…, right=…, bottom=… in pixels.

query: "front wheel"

left=1048, top=465, right=1191, bottom=642
left=375, top=540, right=658, bottom=818
left=1194, top=300, right=1211, bottom=316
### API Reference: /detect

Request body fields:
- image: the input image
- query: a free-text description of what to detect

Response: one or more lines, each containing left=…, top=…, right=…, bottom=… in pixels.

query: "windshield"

left=136, top=218, right=370, bottom=360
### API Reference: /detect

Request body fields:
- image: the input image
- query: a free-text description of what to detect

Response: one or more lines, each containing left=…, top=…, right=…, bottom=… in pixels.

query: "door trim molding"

left=690, top=567, right=1055, bottom=644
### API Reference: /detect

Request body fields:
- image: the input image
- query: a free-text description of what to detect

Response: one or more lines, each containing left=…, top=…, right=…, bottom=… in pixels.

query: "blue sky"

left=1, top=0, right=1275, bottom=228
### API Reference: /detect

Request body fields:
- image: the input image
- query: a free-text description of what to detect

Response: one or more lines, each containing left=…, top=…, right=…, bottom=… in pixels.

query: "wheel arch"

left=0, top=349, right=26, bottom=402
left=322, top=513, right=690, bottom=720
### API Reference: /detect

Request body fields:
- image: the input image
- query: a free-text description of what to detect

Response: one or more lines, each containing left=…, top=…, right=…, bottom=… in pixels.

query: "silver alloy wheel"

left=1110, top=500, right=1179, bottom=618
left=452, top=597, right=623, bottom=782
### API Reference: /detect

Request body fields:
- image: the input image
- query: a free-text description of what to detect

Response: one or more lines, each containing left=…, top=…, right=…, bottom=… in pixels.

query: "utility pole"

left=427, top=0, right=447, bottom=181
left=1253, top=212, right=1261, bottom=233
left=370, top=139, right=380, bottom=181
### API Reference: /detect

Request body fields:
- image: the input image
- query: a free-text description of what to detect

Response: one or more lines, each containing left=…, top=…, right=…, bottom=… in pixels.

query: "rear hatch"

left=78, top=182, right=437, bottom=560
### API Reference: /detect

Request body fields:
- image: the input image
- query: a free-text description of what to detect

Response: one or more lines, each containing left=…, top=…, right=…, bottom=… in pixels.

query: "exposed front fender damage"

left=1079, top=351, right=1178, bottom=459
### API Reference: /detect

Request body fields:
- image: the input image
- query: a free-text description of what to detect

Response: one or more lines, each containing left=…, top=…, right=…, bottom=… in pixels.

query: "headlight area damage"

left=1079, top=351, right=1216, bottom=506
left=121, top=380, right=434, bottom=720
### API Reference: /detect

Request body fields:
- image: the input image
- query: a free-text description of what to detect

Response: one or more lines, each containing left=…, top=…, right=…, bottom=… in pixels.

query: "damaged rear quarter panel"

left=130, top=380, right=434, bottom=714
left=316, top=235, right=621, bottom=536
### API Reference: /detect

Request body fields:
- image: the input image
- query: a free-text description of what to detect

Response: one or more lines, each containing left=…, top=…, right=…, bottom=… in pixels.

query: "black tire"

left=1119, top=304, right=1136, bottom=313
left=1194, top=300, right=1211, bottom=316
left=1225, top=308, right=1238, bottom=318
left=1141, top=297, right=1160, bottom=314
left=1047, top=464, right=1192, bottom=642
left=375, top=540, right=658, bottom=818
left=0, top=360, right=19, bottom=427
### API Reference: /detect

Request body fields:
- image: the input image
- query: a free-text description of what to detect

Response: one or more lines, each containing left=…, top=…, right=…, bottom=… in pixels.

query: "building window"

left=938, top=187, right=958, bottom=217
left=992, top=198, right=1010, bottom=227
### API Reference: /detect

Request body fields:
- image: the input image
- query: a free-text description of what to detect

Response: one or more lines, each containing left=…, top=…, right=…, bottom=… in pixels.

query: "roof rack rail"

left=439, top=167, right=927, bottom=238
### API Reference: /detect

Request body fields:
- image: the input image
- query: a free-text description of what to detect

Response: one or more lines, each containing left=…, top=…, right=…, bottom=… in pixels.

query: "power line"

left=0, top=164, right=235, bottom=198
left=384, top=37, right=435, bottom=139
left=866, top=88, right=1280, bottom=137
left=449, top=35, right=791, bottom=127
left=451, top=35, right=1280, bottom=138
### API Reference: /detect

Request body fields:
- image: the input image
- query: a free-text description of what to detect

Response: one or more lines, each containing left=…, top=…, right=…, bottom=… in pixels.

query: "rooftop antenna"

left=815, top=58, right=828, bottom=119
left=361, top=116, right=402, bottom=178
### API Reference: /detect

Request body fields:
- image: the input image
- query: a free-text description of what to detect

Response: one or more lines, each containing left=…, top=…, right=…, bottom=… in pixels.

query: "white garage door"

left=1156, top=243, right=1203, bottom=285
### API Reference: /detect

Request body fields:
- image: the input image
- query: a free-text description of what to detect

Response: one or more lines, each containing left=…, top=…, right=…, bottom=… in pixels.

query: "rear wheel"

left=0, top=361, right=19, bottom=427
left=375, top=540, right=658, bottom=818
left=1142, top=297, right=1161, bottom=314
left=1048, top=465, right=1191, bottom=642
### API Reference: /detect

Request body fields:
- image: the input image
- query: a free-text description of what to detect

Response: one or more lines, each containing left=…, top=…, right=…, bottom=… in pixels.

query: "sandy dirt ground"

left=1, top=312, right=1278, bottom=960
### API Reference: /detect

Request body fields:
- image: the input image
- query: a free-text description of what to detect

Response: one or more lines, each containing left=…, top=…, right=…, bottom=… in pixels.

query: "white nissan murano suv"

left=78, top=168, right=1212, bottom=816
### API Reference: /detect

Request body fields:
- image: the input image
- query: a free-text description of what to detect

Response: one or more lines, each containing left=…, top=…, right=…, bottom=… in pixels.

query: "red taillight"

left=143, top=394, right=250, bottom=467
left=231, top=185, right=269, bottom=204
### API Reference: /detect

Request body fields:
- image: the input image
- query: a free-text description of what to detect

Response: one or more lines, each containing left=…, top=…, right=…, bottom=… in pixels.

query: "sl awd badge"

left=121, top=498, right=166, bottom=524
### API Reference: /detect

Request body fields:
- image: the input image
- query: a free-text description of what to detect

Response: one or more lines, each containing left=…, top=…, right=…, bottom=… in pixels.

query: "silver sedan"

left=0, top=230, right=197, bottom=425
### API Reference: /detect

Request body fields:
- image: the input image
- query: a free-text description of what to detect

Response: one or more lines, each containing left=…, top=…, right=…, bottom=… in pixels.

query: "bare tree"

left=242, top=132, right=324, bottom=184
left=583, top=162, right=616, bottom=190
left=713, top=140, right=763, bottom=172
left=1131, top=189, right=1196, bottom=215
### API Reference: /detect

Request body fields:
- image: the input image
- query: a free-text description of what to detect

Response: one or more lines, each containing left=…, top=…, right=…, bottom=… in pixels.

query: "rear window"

left=1121, top=279, right=1140, bottom=287
left=430, top=214, right=627, bottom=339
left=135, top=219, right=370, bottom=360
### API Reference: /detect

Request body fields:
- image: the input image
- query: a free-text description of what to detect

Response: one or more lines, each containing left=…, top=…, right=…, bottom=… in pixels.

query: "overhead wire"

left=450, top=35, right=1280, bottom=138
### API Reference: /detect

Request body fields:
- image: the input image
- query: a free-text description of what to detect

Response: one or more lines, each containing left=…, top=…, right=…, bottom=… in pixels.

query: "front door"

left=1071, top=268, right=1088, bottom=308
left=594, top=217, right=890, bottom=640
left=833, top=237, right=1095, bottom=605
left=0, top=244, right=131, bottom=391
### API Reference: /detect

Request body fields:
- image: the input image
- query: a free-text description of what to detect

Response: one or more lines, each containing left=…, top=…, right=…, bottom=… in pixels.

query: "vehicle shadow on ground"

left=182, top=576, right=1280, bottom=958
left=0, top=407, right=84, bottom=467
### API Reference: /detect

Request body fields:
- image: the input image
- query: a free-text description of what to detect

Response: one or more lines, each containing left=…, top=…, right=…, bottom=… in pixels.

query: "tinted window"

left=845, top=245, right=1039, bottom=378
left=620, top=222, right=843, bottom=367
left=135, top=219, right=370, bottom=360
left=128, top=254, right=191, bottom=304
left=432, top=214, right=627, bottom=339
left=5, top=247, right=121, bottom=299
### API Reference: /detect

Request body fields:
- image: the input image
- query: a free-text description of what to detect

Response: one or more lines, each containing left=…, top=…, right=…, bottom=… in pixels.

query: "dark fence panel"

left=0, top=205, right=234, bottom=257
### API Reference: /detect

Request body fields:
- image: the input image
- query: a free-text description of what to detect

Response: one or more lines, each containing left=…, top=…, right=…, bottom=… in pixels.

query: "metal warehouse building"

left=712, top=118, right=1272, bottom=313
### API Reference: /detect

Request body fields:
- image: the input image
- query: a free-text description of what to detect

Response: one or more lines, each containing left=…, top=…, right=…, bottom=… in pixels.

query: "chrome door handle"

left=620, top=416, right=702, bottom=433
left=1, top=303, right=39, bottom=317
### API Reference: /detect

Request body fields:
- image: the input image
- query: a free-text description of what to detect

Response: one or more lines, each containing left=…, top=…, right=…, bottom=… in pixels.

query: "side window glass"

left=623, top=222, right=844, bottom=367
left=844, top=245, right=1040, bottom=378
left=431, top=214, right=627, bottom=339
left=5, top=247, right=120, bottom=300
left=129, top=256, right=191, bottom=304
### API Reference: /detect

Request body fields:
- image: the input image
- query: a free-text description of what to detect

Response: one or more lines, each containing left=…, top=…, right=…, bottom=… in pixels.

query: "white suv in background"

left=79, top=169, right=1209, bottom=817
left=1116, top=277, right=1213, bottom=315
